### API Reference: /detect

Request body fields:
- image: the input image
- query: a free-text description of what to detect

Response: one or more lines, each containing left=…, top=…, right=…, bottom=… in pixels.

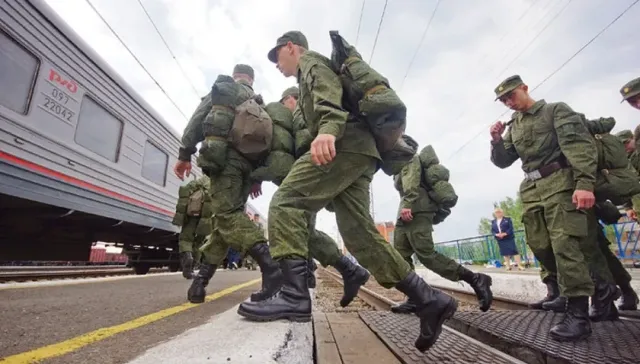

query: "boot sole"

left=236, top=306, right=311, bottom=323
left=478, top=275, right=493, bottom=312
left=549, top=330, right=592, bottom=342
left=391, top=307, right=417, bottom=314
left=339, top=272, right=371, bottom=308
left=415, top=299, right=458, bottom=352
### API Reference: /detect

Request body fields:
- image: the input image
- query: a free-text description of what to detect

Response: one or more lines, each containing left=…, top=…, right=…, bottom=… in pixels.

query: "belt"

left=524, top=159, right=569, bottom=181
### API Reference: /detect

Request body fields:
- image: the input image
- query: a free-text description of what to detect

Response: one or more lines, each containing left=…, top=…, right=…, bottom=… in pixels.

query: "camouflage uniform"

left=174, top=176, right=211, bottom=278
left=490, top=75, right=618, bottom=341
left=178, top=64, right=282, bottom=304
left=390, top=155, right=493, bottom=313
left=238, top=31, right=457, bottom=353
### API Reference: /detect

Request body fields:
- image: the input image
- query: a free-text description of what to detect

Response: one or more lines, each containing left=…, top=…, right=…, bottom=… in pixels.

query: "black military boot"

left=542, top=296, right=567, bottom=312
left=180, top=251, right=194, bottom=279
left=395, top=271, right=458, bottom=352
left=237, top=259, right=312, bottom=322
left=549, top=296, right=592, bottom=342
left=187, top=263, right=217, bottom=304
left=307, top=258, right=317, bottom=289
left=333, top=256, right=371, bottom=307
left=589, top=279, right=621, bottom=322
left=248, top=243, right=283, bottom=302
left=459, top=268, right=493, bottom=311
left=618, top=281, right=639, bottom=311
left=391, top=297, right=417, bottom=314
left=529, top=277, right=560, bottom=309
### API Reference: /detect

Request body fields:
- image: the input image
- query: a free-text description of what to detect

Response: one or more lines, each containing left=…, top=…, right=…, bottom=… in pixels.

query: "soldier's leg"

left=178, top=217, right=198, bottom=279
left=406, top=213, right=492, bottom=311
left=187, top=228, right=228, bottom=303
left=390, top=225, right=418, bottom=313
left=308, top=214, right=370, bottom=305
left=597, top=228, right=637, bottom=311
left=238, top=153, right=457, bottom=352
left=207, top=151, right=282, bottom=302
left=544, top=193, right=594, bottom=342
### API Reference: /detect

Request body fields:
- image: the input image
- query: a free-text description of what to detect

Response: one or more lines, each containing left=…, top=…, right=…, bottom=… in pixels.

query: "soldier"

left=620, top=77, right=640, bottom=110
left=237, top=31, right=457, bottom=353
left=277, top=86, right=371, bottom=304
left=390, top=155, right=493, bottom=313
left=489, top=75, right=618, bottom=341
left=173, top=175, right=211, bottom=279
left=173, top=64, right=282, bottom=304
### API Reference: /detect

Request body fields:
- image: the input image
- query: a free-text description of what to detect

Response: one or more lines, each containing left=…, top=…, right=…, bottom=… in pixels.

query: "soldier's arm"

left=400, top=157, right=422, bottom=209
left=552, top=102, right=597, bottom=192
left=490, top=128, right=519, bottom=168
left=178, top=93, right=211, bottom=161
left=306, top=63, right=348, bottom=139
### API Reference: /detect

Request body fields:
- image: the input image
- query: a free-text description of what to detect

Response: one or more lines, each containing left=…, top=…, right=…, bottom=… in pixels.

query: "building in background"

left=375, top=222, right=395, bottom=246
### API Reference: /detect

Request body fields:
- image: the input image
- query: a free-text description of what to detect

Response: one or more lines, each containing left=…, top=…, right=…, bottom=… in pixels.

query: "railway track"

left=0, top=267, right=170, bottom=283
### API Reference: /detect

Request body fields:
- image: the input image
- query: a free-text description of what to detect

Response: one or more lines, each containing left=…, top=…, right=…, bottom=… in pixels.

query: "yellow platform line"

left=0, top=278, right=261, bottom=364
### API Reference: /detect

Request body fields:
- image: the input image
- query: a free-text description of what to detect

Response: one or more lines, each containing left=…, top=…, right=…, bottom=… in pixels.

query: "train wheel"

left=133, top=263, right=151, bottom=275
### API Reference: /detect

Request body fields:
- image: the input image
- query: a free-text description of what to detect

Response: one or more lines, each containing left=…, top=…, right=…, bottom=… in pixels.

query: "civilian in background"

left=491, top=208, right=524, bottom=271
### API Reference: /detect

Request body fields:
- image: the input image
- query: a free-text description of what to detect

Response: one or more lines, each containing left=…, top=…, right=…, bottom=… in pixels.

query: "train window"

left=0, top=31, right=39, bottom=114
left=75, top=97, right=123, bottom=162
left=141, top=141, right=167, bottom=186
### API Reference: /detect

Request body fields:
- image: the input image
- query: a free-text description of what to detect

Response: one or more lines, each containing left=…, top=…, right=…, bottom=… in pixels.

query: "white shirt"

left=496, top=218, right=503, bottom=233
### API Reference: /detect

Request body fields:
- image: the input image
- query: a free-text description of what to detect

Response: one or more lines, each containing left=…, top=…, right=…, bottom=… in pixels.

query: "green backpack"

left=328, top=31, right=407, bottom=154
left=541, top=104, right=640, bottom=205
left=416, top=145, right=459, bottom=224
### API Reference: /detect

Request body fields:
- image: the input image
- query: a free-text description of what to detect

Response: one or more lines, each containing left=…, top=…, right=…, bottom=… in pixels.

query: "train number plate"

left=36, top=67, right=81, bottom=124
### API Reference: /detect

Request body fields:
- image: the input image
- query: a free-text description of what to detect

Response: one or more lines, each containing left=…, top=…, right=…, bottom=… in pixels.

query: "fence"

left=432, top=221, right=640, bottom=266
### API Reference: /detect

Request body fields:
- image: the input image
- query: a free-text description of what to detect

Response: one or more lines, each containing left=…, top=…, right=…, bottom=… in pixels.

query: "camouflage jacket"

left=296, top=51, right=380, bottom=160
left=393, top=155, right=438, bottom=221
left=490, top=100, right=597, bottom=201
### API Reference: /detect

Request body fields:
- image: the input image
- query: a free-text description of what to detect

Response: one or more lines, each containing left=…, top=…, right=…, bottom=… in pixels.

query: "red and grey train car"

left=0, top=0, right=261, bottom=274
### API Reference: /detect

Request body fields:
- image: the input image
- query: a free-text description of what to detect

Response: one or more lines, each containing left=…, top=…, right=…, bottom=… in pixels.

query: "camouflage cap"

left=268, top=31, right=309, bottom=63
left=280, top=86, right=299, bottom=102
left=494, top=75, right=524, bottom=101
left=620, top=77, right=640, bottom=102
left=615, top=129, right=634, bottom=144
left=233, top=64, right=254, bottom=79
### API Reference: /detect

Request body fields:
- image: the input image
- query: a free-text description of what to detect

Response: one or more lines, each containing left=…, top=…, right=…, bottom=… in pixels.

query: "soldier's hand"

left=626, top=208, right=637, bottom=220
left=572, top=190, right=595, bottom=209
left=173, top=161, right=192, bottom=181
left=400, top=208, right=413, bottom=222
left=250, top=182, right=262, bottom=199
left=490, top=121, right=506, bottom=142
left=311, top=134, right=336, bottom=165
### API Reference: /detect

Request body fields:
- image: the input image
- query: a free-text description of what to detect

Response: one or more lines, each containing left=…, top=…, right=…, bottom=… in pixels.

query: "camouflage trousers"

left=178, top=216, right=206, bottom=264
left=523, top=190, right=600, bottom=297
left=308, top=212, right=344, bottom=267
left=394, top=212, right=463, bottom=281
left=199, top=149, right=266, bottom=265
left=268, top=152, right=411, bottom=288
left=539, top=226, right=631, bottom=287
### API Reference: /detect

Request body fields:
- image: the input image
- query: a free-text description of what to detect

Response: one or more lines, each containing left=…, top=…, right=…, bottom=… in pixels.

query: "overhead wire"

left=84, top=0, right=189, bottom=120
left=446, top=0, right=640, bottom=160
left=368, top=0, right=389, bottom=64
left=398, top=0, right=441, bottom=92
left=136, top=0, right=203, bottom=98
left=355, top=0, right=366, bottom=46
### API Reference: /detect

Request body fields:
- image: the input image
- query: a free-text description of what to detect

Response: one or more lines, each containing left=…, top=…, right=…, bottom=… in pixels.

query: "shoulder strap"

left=541, top=103, right=554, bottom=128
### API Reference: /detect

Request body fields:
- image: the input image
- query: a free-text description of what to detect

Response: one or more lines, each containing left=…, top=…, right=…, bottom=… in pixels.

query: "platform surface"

left=358, top=311, right=525, bottom=364
left=449, top=310, right=640, bottom=364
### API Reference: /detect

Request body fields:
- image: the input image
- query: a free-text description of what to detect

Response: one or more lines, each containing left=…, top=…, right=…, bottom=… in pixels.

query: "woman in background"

left=491, top=208, right=524, bottom=271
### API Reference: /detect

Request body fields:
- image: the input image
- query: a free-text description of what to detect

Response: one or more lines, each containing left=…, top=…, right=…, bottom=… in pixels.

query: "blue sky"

left=44, top=0, right=640, bottom=242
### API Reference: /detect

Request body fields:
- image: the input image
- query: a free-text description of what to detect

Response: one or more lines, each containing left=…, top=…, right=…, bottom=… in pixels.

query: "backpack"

left=417, top=145, right=459, bottom=224
left=228, top=98, right=273, bottom=161
left=328, top=31, right=407, bottom=153
left=186, top=188, right=205, bottom=217
left=541, top=104, right=640, bottom=205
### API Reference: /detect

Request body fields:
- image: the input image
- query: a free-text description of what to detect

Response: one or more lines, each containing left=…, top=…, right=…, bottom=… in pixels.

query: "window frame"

left=74, top=95, right=124, bottom=163
left=141, top=139, right=168, bottom=187
left=0, top=29, right=40, bottom=115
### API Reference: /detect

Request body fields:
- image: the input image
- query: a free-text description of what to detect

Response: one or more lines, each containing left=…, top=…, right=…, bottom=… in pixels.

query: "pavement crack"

left=272, top=328, right=293, bottom=362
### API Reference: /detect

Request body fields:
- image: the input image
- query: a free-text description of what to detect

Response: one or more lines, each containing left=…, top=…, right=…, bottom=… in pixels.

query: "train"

left=0, top=0, right=266, bottom=274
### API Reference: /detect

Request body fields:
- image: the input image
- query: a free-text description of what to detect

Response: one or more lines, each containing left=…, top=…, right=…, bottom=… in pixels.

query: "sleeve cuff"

left=319, top=122, right=341, bottom=137
left=178, top=147, right=193, bottom=162
left=575, top=180, right=594, bottom=192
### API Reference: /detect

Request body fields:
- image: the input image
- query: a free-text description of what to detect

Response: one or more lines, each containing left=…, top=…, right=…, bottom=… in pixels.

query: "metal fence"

left=432, top=221, right=640, bottom=266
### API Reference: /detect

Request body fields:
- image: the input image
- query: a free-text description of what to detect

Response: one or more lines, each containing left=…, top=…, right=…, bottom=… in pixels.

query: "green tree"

left=477, top=194, right=524, bottom=235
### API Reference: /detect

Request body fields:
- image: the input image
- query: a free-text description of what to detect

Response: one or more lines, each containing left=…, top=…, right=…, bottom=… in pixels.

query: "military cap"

left=494, top=75, right=524, bottom=101
left=280, top=86, right=299, bottom=102
left=233, top=64, right=254, bottom=79
left=268, top=31, right=309, bottom=63
left=620, top=77, right=640, bottom=102
left=616, top=129, right=634, bottom=144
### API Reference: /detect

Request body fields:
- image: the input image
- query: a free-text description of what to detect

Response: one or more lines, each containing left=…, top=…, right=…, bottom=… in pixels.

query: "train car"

left=0, top=0, right=264, bottom=274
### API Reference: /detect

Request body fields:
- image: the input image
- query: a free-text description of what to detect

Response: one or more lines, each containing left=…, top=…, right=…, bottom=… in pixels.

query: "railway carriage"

left=0, top=0, right=262, bottom=274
